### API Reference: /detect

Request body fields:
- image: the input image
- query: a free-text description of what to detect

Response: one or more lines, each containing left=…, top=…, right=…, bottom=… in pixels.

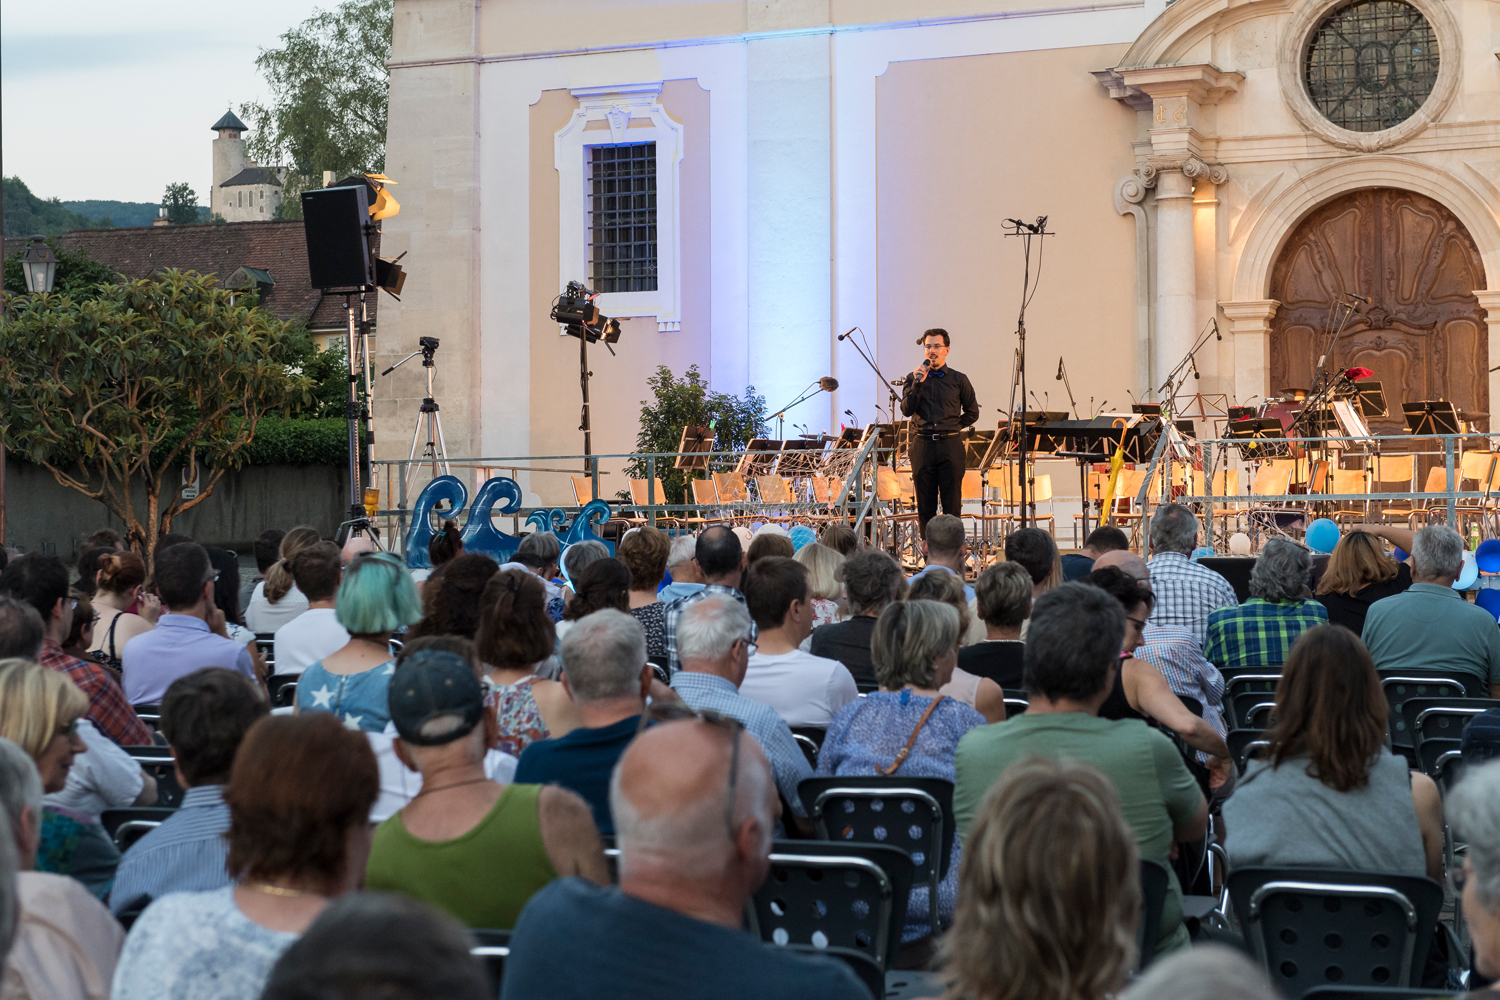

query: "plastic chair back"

left=1382, top=677, right=1471, bottom=750
left=1227, top=729, right=1269, bottom=774
left=1224, top=673, right=1281, bottom=703
left=1435, top=751, right=1466, bottom=795
left=690, top=479, right=720, bottom=506
left=121, top=746, right=185, bottom=807
left=470, top=928, right=509, bottom=995
left=1230, top=690, right=1276, bottom=731
left=1137, top=859, right=1170, bottom=971
left=747, top=840, right=914, bottom=971
left=1227, top=867, right=1442, bottom=997
left=1303, top=987, right=1458, bottom=1000
left=101, top=807, right=175, bottom=852
left=713, top=472, right=749, bottom=503
left=1407, top=699, right=1500, bottom=749
left=267, top=673, right=300, bottom=709
left=1415, top=737, right=1461, bottom=780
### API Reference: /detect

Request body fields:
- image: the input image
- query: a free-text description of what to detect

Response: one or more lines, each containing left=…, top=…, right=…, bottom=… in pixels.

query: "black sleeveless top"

left=1097, top=654, right=1146, bottom=723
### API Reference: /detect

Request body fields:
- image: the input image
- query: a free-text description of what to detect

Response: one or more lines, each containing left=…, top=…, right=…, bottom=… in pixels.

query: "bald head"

left=342, top=536, right=377, bottom=566
left=1092, top=549, right=1148, bottom=582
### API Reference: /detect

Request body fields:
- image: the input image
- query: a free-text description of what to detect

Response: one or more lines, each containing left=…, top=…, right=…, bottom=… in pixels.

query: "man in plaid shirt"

left=1204, top=537, right=1327, bottom=671
left=663, top=526, right=755, bottom=675
left=1, top=554, right=153, bottom=746
left=1145, top=504, right=1239, bottom=647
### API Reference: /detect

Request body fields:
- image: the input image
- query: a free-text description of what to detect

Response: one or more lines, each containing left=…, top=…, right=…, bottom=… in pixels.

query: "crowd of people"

left=0, top=507, right=1497, bottom=999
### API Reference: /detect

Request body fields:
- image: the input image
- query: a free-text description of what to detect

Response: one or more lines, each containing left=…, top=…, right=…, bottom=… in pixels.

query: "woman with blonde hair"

left=1314, top=529, right=1411, bottom=634
left=87, top=551, right=159, bottom=672
left=245, top=526, right=321, bottom=633
left=794, top=541, right=845, bottom=637
left=906, top=571, right=1005, bottom=723
left=941, top=756, right=1140, bottom=1000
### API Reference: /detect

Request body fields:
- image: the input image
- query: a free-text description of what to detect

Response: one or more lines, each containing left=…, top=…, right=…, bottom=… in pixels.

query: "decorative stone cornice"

left=1096, top=63, right=1243, bottom=108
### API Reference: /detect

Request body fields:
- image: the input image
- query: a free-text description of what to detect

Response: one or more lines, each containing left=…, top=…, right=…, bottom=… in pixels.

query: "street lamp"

left=20, top=236, right=57, bottom=294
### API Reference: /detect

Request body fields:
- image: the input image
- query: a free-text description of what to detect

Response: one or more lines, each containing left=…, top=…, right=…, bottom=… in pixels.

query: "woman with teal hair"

left=295, top=552, right=422, bottom=732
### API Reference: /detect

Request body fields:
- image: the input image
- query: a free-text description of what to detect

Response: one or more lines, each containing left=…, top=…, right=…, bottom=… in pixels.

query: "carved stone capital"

left=1146, top=156, right=1229, bottom=184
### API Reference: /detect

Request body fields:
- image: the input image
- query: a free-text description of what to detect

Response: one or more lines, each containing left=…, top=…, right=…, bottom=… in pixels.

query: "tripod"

left=382, top=337, right=449, bottom=497
left=1003, top=216, right=1055, bottom=527
left=839, top=327, right=903, bottom=469
left=341, top=292, right=378, bottom=540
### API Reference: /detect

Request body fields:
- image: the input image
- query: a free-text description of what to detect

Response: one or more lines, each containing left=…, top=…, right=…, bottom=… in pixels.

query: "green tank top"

left=365, top=783, right=556, bottom=929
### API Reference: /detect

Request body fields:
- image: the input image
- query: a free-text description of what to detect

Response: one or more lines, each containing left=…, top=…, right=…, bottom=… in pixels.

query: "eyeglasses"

left=738, top=636, right=758, bottom=657
left=1126, top=616, right=1149, bottom=630
left=54, top=720, right=78, bottom=739
left=68, top=598, right=78, bottom=612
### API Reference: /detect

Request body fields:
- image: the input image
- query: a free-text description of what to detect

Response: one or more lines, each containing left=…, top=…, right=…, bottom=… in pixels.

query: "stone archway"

left=1268, top=187, right=1489, bottom=433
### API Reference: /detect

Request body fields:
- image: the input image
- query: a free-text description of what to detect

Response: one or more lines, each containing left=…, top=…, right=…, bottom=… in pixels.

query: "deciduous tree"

left=626, top=366, right=768, bottom=505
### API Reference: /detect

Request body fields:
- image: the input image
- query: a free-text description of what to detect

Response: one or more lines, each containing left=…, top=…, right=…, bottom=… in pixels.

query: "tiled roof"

left=212, top=110, right=248, bottom=131
left=4, top=221, right=380, bottom=331
left=221, top=167, right=282, bottom=188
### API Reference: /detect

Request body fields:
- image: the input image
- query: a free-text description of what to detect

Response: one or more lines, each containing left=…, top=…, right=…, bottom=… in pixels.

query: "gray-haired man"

left=1145, top=504, right=1237, bottom=646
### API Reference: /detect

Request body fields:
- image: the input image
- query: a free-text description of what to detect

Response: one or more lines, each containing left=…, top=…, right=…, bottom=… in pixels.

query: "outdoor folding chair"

left=1407, top=465, right=1455, bottom=527
left=1382, top=678, right=1473, bottom=761
left=122, top=745, right=185, bottom=807
left=1415, top=737, right=1461, bottom=781
left=1302, top=988, right=1458, bottom=1000
left=688, top=478, right=728, bottom=528
left=1371, top=453, right=1418, bottom=524
left=628, top=478, right=681, bottom=528
left=798, top=776, right=954, bottom=939
left=470, top=929, right=510, bottom=995
left=1226, top=867, right=1443, bottom=997
left=1229, top=691, right=1276, bottom=731
left=1378, top=667, right=1490, bottom=700
left=1406, top=699, right=1500, bottom=751
left=1137, top=859, right=1170, bottom=972
left=132, top=703, right=162, bottom=727
left=1327, top=467, right=1371, bottom=526
left=746, top=840, right=914, bottom=972
left=1227, top=729, right=1268, bottom=774
left=1434, top=752, right=1466, bottom=796
left=254, top=633, right=276, bottom=671
left=1222, top=672, right=1280, bottom=705
left=267, top=673, right=300, bottom=709
left=791, top=734, right=820, bottom=768
left=101, top=807, right=175, bottom=852
left=1002, top=690, right=1029, bottom=718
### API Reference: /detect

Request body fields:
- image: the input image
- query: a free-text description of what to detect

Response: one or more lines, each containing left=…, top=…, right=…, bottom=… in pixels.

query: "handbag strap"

left=878, top=694, right=946, bottom=776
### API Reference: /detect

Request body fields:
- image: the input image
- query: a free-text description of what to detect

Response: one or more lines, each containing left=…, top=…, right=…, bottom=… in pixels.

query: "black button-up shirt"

left=901, top=366, right=980, bottom=434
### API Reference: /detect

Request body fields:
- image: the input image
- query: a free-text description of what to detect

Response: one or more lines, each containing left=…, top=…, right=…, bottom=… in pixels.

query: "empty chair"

left=101, top=807, right=176, bottom=852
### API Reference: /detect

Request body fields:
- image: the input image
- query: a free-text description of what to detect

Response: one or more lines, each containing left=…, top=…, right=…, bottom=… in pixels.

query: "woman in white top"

left=245, top=526, right=318, bottom=633
left=88, top=552, right=159, bottom=672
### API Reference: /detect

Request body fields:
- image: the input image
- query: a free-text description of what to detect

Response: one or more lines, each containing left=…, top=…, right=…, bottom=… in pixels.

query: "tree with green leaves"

left=241, top=0, right=393, bottom=221
left=161, top=182, right=200, bottom=225
left=3, top=239, right=119, bottom=298
left=0, top=270, right=314, bottom=559
left=625, top=366, right=768, bottom=505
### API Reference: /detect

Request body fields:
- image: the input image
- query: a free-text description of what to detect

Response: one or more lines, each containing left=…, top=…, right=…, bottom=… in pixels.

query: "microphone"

left=1005, top=219, right=1025, bottom=229
left=922, top=359, right=931, bottom=368
left=1346, top=292, right=1371, bottom=303
left=819, top=377, right=839, bottom=392
left=838, top=327, right=857, bottom=341
left=1191, top=354, right=1201, bottom=380
left=1056, top=357, right=1064, bottom=381
left=1213, top=318, right=1222, bottom=341
left=1126, top=389, right=1138, bottom=404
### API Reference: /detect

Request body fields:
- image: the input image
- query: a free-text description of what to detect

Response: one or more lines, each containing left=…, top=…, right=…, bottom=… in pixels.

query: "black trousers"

left=909, top=434, right=965, bottom=536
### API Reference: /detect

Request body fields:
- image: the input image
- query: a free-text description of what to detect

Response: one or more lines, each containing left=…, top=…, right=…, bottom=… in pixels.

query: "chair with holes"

left=797, top=776, right=955, bottom=940
left=1381, top=677, right=1473, bottom=764
left=101, top=807, right=175, bottom=852
left=1221, top=669, right=1280, bottom=706
left=1229, top=691, right=1276, bottom=731
left=1434, top=752, right=1466, bottom=796
left=1228, top=729, right=1269, bottom=774
left=1415, top=737, right=1461, bottom=780
left=1406, top=698, right=1500, bottom=757
left=121, top=746, right=185, bottom=808
left=267, top=673, right=301, bottom=710
left=1137, top=859, right=1170, bottom=972
left=1301, top=987, right=1459, bottom=1000
left=1226, top=867, right=1443, bottom=997
left=746, top=840, right=915, bottom=973
left=470, top=929, right=510, bottom=996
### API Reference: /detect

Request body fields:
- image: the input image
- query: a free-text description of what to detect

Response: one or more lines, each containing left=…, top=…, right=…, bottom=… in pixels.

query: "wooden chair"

left=628, top=478, right=681, bottom=528
left=1406, top=465, right=1454, bottom=527
left=1191, top=468, right=1241, bottom=534
left=1244, top=462, right=1295, bottom=538
left=686, top=478, right=728, bottom=528
left=1072, top=469, right=1111, bottom=544
left=984, top=468, right=1056, bottom=533
left=572, top=475, right=639, bottom=532
left=874, top=467, right=920, bottom=556
left=1457, top=452, right=1500, bottom=529
left=1326, top=467, right=1370, bottom=526
left=1108, top=469, right=1148, bottom=538
left=1371, top=453, right=1416, bottom=524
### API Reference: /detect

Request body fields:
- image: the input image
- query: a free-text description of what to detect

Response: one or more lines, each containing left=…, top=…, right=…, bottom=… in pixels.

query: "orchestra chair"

left=1072, top=470, right=1110, bottom=546
left=1244, top=462, right=1295, bottom=540
left=753, top=475, right=800, bottom=528
left=1191, top=468, right=1241, bottom=536
left=983, top=467, right=1055, bottom=534
left=687, top=478, right=730, bottom=529
left=572, top=476, right=642, bottom=532
left=1326, top=467, right=1370, bottom=527
left=1368, top=453, right=1417, bottom=525
left=874, top=466, right=920, bottom=559
left=1456, top=453, right=1500, bottom=530
left=1108, top=469, right=1148, bottom=542
left=628, top=478, right=682, bottom=529
left=710, top=471, right=754, bottom=526
left=1405, top=465, right=1457, bottom=528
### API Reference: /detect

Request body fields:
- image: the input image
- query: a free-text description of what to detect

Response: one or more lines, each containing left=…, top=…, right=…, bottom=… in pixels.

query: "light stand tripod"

left=381, top=336, right=449, bottom=498
left=1003, top=216, right=1055, bottom=527
left=341, top=290, right=378, bottom=541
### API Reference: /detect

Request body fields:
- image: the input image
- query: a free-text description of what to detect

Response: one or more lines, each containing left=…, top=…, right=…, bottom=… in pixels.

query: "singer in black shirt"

left=900, top=328, right=980, bottom=534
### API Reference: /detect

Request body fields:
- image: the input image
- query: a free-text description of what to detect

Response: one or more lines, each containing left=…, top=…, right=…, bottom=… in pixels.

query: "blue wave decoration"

left=404, top=475, right=468, bottom=569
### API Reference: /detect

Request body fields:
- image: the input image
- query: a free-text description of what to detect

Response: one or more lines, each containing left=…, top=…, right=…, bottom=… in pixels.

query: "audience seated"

left=953, top=582, right=1207, bottom=955
left=1093, top=547, right=1149, bottom=580
left=411, top=520, right=463, bottom=586
left=817, top=599, right=985, bottom=943
left=86, top=552, right=158, bottom=673
left=819, top=523, right=858, bottom=556
left=405, top=553, right=498, bottom=641
left=293, top=551, right=421, bottom=732
left=244, top=526, right=318, bottom=633
left=366, top=650, right=606, bottom=928
left=514, top=610, right=652, bottom=835
left=794, top=541, right=846, bottom=636
left=940, top=756, right=1138, bottom=1000
left=1119, top=943, right=1280, bottom=1000
left=1204, top=538, right=1327, bottom=671
left=205, top=546, right=252, bottom=643
left=111, top=714, right=379, bottom=1000
left=1144, top=504, right=1237, bottom=645
left=561, top=540, right=610, bottom=606
left=1062, top=525, right=1130, bottom=581
left=1005, top=526, right=1063, bottom=598
left=1448, top=760, right=1500, bottom=995
left=110, top=668, right=268, bottom=914
left=664, top=527, right=753, bottom=675
left=1314, top=528, right=1413, bottom=634
left=556, top=557, right=632, bottom=644
left=1362, top=525, right=1500, bottom=697
left=668, top=597, right=813, bottom=831
left=61, top=591, right=97, bottom=662
left=658, top=534, right=706, bottom=603
left=618, top=526, right=671, bottom=659
left=1223, top=625, right=1443, bottom=880
left=259, top=892, right=491, bottom=1000
left=511, top=531, right=566, bottom=621
left=0, top=598, right=43, bottom=661
left=240, top=528, right=285, bottom=616
left=0, top=739, right=123, bottom=999
left=746, top=530, right=795, bottom=565
left=907, top=570, right=1005, bottom=723
left=810, top=549, right=907, bottom=687
left=501, top=718, right=869, bottom=1000
left=1464, top=708, right=1500, bottom=765
left=738, top=557, right=857, bottom=728
left=910, top=515, right=975, bottom=601
left=271, top=542, right=349, bottom=674
left=122, top=543, right=261, bottom=705
left=0, top=554, right=151, bottom=746
left=957, top=561, right=1029, bottom=689
left=1085, top=568, right=1232, bottom=788
left=476, top=569, right=579, bottom=756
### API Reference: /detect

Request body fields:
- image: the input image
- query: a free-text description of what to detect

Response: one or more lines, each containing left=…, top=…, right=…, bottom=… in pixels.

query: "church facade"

left=376, top=0, right=1499, bottom=499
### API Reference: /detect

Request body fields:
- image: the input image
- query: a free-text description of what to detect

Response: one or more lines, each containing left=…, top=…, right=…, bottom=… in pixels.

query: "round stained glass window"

left=1304, top=0, right=1438, bottom=132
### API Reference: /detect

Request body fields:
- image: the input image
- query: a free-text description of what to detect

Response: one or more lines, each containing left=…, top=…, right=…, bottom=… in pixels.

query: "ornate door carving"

left=1268, top=188, right=1488, bottom=434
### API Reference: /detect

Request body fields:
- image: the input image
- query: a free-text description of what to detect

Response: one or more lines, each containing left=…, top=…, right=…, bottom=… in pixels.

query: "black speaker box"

left=1197, top=556, right=1255, bottom=603
left=302, top=185, right=372, bottom=290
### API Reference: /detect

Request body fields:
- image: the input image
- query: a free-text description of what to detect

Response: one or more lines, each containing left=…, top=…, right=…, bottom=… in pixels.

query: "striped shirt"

left=662, top=584, right=757, bottom=676
left=109, top=785, right=230, bottom=914
left=1204, top=598, right=1328, bottom=672
left=669, top=671, right=811, bottom=817
left=1135, top=624, right=1228, bottom=762
left=1146, top=552, right=1239, bottom=648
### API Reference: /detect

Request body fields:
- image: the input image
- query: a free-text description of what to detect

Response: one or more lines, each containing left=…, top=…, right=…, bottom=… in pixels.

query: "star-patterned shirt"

left=293, top=657, right=396, bottom=733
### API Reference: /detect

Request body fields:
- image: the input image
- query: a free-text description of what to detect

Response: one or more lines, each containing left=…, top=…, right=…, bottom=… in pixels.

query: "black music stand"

left=961, top=427, right=998, bottom=470
left=1227, top=418, right=1290, bottom=460
left=1351, top=379, right=1388, bottom=418
left=1404, top=401, right=1460, bottom=436
left=1131, top=404, right=1162, bottom=416
left=674, top=426, right=715, bottom=471
left=737, top=440, right=783, bottom=477
left=832, top=428, right=863, bottom=450
left=1010, top=411, right=1069, bottom=456
left=777, top=437, right=826, bottom=477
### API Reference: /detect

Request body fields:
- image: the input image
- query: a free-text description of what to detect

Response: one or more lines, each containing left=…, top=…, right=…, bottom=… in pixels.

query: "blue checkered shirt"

left=1135, top=624, right=1229, bottom=759
left=669, top=670, right=811, bottom=817
left=662, top=584, right=756, bottom=676
left=108, top=784, right=231, bottom=914
left=1204, top=598, right=1329, bottom=672
left=1146, top=552, right=1240, bottom=648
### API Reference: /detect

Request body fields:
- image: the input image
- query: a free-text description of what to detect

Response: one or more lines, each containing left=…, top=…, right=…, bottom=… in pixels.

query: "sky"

left=2, top=0, right=325, bottom=205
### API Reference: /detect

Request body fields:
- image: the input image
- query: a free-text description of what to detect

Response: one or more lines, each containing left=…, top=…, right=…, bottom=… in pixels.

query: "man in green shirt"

left=954, top=581, right=1207, bottom=954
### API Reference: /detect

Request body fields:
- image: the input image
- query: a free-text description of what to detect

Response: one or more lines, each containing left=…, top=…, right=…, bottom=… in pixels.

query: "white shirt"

left=739, top=648, right=859, bottom=728
left=366, top=723, right=518, bottom=824
left=271, top=608, right=350, bottom=675
left=243, top=581, right=310, bottom=634
left=4, top=871, right=123, bottom=1000
left=43, top=720, right=143, bottom=823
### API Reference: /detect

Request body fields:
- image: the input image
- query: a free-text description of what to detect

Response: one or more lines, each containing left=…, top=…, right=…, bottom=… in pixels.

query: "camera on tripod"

left=419, top=336, right=440, bottom=365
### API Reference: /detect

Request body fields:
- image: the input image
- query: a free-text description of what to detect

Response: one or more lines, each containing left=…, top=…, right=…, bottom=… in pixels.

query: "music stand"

left=1227, top=406, right=1256, bottom=421
left=776, top=437, right=825, bottom=477
left=737, top=440, right=783, bottom=477
left=976, top=421, right=1008, bottom=472
left=833, top=428, right=862, bottom=450
left=1404, top=401, right=1460, bottom=436
left=674, top=425, right=715, bottom=471
left=1131, top=404, right=1162, bottom=416
left=961, top=427, right=998, bottom=470
left=1228, top=417, right=1290, bottom=460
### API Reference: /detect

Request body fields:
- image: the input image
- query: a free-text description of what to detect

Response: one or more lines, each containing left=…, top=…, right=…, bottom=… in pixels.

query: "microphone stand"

left=842, top=329, right=903, bottom=468
left=770, top=382, right=830, bottom=440
left=1004, top=216, right=1055, bottom=526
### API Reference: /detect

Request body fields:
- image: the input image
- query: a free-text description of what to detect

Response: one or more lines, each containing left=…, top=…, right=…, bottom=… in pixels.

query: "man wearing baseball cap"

left=364, top=650, right=608, bottom=928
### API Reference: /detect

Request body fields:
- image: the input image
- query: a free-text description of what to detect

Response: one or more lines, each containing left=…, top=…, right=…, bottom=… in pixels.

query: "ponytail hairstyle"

left=475, top=569, right=555, bottom=670
left=429, top=521, right=463, bottom=568
left=264, top=526, right=322, bottom=604
left=95, top=551, right=147, bottom=597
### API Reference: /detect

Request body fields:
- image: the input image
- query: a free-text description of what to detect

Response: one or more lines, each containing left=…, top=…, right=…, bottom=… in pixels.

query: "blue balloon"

left=1454, top=552, right=1480, bottom=591
left=1393, top=546, right=1409, bottom=563
left=1191, top=546, right=1214, bottom=560
left=1477, top=538, right=1500, bottom=574
left=1305, top=517, right=1340, bottom=554
left=789, top=525, right=818, bottom=552
left=1477, top=588, right=1500, bottom=621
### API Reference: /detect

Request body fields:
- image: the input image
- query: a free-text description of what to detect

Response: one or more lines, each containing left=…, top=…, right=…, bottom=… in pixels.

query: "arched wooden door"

left=1269, top=188, right=1488, bottom=435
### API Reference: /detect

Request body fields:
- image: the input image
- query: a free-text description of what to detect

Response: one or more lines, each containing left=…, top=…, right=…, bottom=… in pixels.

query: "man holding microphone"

left=901, top=328, right=980, bottom=535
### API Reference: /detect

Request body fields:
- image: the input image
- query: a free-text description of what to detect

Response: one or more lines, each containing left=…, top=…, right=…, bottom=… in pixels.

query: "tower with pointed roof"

left=211, top=110, right=249, bottom=201
left=210, top=109, right=283, bottom=222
